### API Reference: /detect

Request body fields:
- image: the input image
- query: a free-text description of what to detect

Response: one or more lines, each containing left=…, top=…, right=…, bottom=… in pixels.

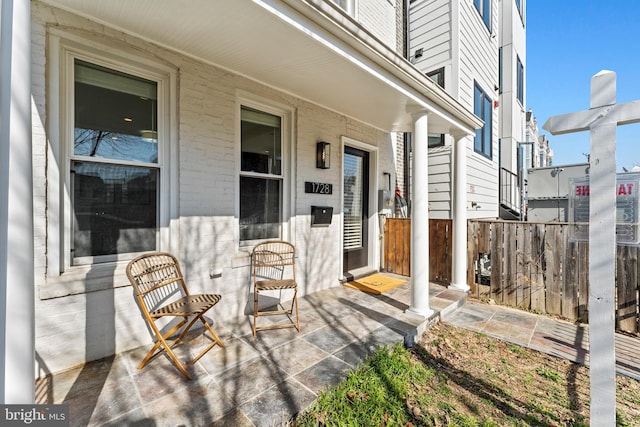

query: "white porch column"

left=0, top=0, right=34, bottom=403
left=450, top=135, right=470, bottom=291
left=408, top=111, right=434, bottom=318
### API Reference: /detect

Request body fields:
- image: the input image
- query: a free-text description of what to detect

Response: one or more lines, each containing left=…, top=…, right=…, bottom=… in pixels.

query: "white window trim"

left=44, top=29, right=178, bottom=299
left=234, top=91, right=296, bottom=251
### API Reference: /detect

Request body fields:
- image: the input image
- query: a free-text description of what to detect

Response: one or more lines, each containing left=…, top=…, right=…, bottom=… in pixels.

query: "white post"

left=0, top=0, right=35, bottom=403
left=408, top=111, right=433, bottom=317
left=586, top=72, right=617, bottom=426
left=543, top=70, right=640, bottom=426
left=450, top=134, right=470, bottom=291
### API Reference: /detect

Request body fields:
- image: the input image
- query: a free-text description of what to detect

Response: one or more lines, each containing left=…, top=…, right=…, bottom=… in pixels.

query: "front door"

left=343, top=146, right=369, bottom=273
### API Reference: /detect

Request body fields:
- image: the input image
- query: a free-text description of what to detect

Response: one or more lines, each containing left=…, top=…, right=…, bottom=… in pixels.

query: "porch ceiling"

left=41, top=0, right=481, bottom=134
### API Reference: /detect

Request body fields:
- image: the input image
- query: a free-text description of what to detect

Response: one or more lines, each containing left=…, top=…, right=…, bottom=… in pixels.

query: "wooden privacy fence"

left=383, top=218, right=640, bottom=335
left=383, top=218, right=452, bottom=284
left=468, top=219, right=639, bottom=334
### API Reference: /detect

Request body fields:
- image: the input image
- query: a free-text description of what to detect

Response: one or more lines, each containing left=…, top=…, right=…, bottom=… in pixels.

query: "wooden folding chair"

left=126, top=252, right=224, bottom=379
left=252, top=240, right=301, bottom=336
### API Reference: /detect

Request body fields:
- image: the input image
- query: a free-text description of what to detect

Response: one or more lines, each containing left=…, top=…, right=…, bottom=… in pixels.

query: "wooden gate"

left=383, top=218, right=452, bottom=284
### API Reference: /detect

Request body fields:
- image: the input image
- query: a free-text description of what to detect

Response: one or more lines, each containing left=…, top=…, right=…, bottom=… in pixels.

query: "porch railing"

left=499, top=167, right=520, bottom=214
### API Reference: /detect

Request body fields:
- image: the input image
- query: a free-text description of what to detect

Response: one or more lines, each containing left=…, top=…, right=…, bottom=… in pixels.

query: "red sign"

left=574, top=183, right=635, bottom=197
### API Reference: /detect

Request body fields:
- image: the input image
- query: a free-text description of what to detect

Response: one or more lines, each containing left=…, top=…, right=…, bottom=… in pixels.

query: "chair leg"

left=184, top=316, right=225, bottom=367
left=253, top=289, right=259, bottom=336
left=293, top=292, right=300, bottom=332
left=138, top=318, right=187, bottom=369
left=141, top=320, right=192, bottom=380
left=200, top=317, right=225, bottom=348
left=253, top=289, right=300, bottom=335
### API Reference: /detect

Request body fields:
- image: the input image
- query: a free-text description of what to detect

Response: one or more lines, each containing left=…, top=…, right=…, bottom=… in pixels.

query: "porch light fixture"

left=316, top=141, right=330, bottom=169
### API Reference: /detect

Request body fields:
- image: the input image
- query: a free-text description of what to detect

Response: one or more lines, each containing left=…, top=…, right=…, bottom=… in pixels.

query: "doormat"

left=344, top=273, right=407, bottom=295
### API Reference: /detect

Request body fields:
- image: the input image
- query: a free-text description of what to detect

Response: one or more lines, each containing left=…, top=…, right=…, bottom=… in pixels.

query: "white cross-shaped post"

left=543, top=70, right=640, bottom=426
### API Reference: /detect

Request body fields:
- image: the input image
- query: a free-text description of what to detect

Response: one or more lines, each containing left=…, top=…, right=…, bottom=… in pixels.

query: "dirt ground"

left=416, top=323, right=640, bottom=426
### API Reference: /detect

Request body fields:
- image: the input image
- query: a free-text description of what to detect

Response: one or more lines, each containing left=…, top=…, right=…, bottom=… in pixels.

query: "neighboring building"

left=496, top=0, right=528, bottom=220
left=526, top=163, right=590, bottom=222
left=408, top=0, right=508, bottom=220
left=502, top=108, right=552, bottom=219
left=537, top=134, right=553, bottom=167
left=407, top=0, right=531, bottom=221
left=524, top=110, right=552, bottom=169
left=525, top=110, right=539, bottom=168
left=1, top=0, right=481, bottom=401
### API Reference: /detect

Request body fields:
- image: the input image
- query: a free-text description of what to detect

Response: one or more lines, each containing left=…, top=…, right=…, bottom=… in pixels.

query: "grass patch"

left=536, top=366, right=563, bottom=383
left=294, top=323, right=640, bottom=426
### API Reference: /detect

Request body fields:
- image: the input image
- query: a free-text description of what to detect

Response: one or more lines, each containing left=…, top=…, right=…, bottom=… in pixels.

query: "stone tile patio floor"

left=36, top=278, right=640, bottom=426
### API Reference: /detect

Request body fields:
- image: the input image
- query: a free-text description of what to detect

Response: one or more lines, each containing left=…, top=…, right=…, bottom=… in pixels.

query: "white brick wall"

left=31, top=2, right=395, bottom=374
left=358, top=0, right=398, bottom=49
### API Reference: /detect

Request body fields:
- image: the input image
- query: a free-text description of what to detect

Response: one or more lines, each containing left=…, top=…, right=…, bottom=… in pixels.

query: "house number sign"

left=305, top=181, right=332, bottom=194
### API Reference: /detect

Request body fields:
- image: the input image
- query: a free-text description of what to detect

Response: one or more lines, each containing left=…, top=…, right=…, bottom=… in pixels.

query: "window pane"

left=474, top=0, right=491, bottom=30
left=483, top=96, right=492, bottom=157
left=241, top=106, right=282, bottom=175
left=483, top=0, right=491, bottom=29
left=72, top=162, right=158, bottom=258
left=343, top=153, right=364, bottom=250
left=474, top=85, right=483, bottom=153
left=329, top=0, right=353, bottom=15
left=427, top=68, right=445, bottom=89
left=74, top=60, right=158, bottom=163
left=331, top=0, right=347, bottom=9
left=474, top=85, right=482, bottom=117
left=240, top=176, right=281, bottom=241
left=428, top=133, right=445, bottom=147
left=517, top=57, right=524, bottom=104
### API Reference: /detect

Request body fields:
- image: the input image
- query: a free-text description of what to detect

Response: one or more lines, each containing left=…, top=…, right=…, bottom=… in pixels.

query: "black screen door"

left=343, top=146, right=369, bottom=272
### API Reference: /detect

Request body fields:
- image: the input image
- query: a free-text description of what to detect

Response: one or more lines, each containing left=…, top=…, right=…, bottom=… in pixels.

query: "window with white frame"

left=71, top=59, right=160, bottom=264
left=473, top=0, right=491, bottom=31
left=516, top=55, right=524, bottom=105
left=474, top=82, right=492, bottom=159
left=49, top=33, right=174, bottom=273
left=239, top=105, right=286, bottom=243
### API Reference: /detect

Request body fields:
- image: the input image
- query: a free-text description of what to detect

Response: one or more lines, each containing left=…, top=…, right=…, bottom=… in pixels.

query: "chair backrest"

left=126, top=252, right=189, bottom=310
left=252, top=240, right=296, bottom=281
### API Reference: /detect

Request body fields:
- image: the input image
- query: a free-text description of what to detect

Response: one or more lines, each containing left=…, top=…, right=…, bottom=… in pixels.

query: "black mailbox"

left=310, top=206, right=333, bottom=227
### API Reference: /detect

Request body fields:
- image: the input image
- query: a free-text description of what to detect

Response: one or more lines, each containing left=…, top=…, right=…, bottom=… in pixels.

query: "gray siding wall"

left=408, top=0, right=499, bottom=219
left=409, top=0, right=452, bottom=68
left=458, top=0, right=499, bottom=219
left=426, top=146, right=452, bottom=218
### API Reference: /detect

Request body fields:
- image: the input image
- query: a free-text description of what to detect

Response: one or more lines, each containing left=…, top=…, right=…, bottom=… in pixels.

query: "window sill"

left=40, top=262, right=130, bottom=300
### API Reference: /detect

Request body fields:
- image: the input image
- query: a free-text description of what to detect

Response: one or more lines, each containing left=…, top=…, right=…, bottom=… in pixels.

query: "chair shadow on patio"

left=35, top=278, right=462, bottom=426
